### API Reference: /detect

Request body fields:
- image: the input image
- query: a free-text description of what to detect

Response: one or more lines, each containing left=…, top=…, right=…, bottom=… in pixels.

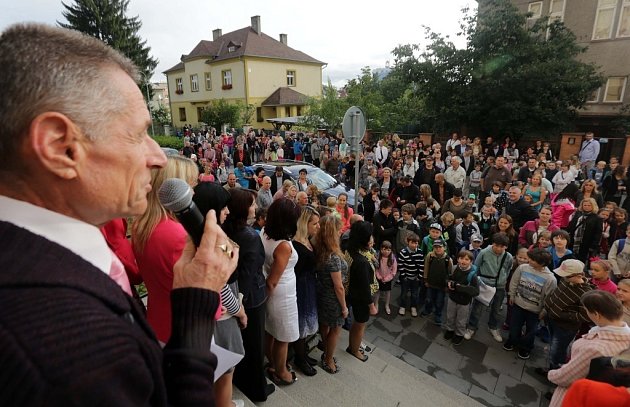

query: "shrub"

left=153, top=135, right=183, bottom=149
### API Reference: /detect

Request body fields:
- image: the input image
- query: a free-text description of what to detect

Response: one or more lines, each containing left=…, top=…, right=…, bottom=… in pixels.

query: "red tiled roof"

left=261, top=87, right=307, bottom=106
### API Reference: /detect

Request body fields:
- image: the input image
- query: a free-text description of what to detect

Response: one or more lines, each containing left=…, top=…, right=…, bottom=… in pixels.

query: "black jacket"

left=413, top=166, right=440, bottom=187
left=504, top=197, right=538, bottom=229
left=270, top=173, right=291, bottom=195
left=228, top=225, right=267, bottom=309
left=373, top=211, right=397, bottom=248
left=431, top=182, right=456, bottom=207
left=567, top=211, right=603, bottom=263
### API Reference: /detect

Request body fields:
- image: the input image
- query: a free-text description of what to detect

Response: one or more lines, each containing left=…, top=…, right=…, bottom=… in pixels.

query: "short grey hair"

left=0, top=23, right=139, bottom=170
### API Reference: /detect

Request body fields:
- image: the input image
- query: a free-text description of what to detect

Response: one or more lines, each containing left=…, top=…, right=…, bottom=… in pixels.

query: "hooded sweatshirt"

left=509, top=263, right=557, bottom=313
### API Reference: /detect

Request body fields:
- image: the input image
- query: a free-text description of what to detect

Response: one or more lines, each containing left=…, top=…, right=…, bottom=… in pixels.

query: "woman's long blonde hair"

left=132, top=156, right=198, bottom=253
left=314, top=215, right=342, bottom=266
left=293, top=206, right=319, bottom=244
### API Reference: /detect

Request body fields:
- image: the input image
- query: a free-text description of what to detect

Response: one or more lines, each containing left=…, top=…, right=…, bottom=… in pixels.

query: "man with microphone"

left=0, top=24, right=236, bottom=406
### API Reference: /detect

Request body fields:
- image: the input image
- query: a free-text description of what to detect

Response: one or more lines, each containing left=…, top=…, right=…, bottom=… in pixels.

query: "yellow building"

left=164, top=15, right=325, bottom=129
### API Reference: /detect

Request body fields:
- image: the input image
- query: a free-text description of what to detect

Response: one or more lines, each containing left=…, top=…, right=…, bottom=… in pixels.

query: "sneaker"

left=360, top=343, right=373, bottom=353
left=411, top=307, right=418, bottom=317
left=489, top=328, right=503, bottom=343
left=463, top=329, right=475, bottom=340
left=444, top=330, right=455, bottom=340
left=398, top=307, right=406, bottom=316
left=433, top=318, right=442, bottom=326
left=233, top=400, right=245, bottom=407
left=452, top=335, right=464, bottom=345
left=502, top=343, right=514, bottom=351
left=518, top=350, right=531, bottom=360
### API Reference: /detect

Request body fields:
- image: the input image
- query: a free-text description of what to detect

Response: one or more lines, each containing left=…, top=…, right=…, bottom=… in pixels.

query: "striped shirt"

left=544, top=280, right=593, bottom=330
left=398, top=247, right=425, bottom=280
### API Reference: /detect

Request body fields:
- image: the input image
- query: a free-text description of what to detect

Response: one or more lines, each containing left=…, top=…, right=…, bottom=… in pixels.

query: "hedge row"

left=153, top=135, right=183, bottom=150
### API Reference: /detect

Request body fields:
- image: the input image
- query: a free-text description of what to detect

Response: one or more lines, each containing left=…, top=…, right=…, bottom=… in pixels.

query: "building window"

left=593, top=0, right=618, bottom=40
left=204, top=72, right=212, bottom=90
left=528, top=2, right=543, bottom=19
left=179, top=107, right=186, bottom=121
left=190, top=74, right=199, bottom=92
left=603, top=77, right=627, bottom=102
left=287, top=70, right=296, bottom=87
left=222, top=70, right=232, bottom=90
left=197, top=107, right=204, bottom=122
left=175, top=78, right=183, bottom=94
left=586, top=88, right=601, bottom=103
left=297, top=106, right=302, bottom=116
left=549, top=0, right=565, bottom=23
left=228, top=45, right=236, bottom=53
left=285, top=106, right=291, bottom=117
left=618, top=0, right=630, bottom=37
left=256, top=107, right=264, bottom=122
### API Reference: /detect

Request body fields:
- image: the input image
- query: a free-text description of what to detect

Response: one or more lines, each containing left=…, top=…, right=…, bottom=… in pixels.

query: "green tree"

left=200, top=99, right=242, bottom=130
left=301, top=79, right=348, bottom=131
left=151, top=105, right=171, bottom=127
left=344, top=67, right=385, bottom=131
left=59, top=0, right=158, bottom=98
left=391, top=0, right=603, bottom=138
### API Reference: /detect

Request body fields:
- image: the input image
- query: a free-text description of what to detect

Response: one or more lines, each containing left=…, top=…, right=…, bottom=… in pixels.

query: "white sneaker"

left=398, top=307, right=406, bottom=316
left=411, top=307, right=418, bottom=317
left=232, top=400, right=245, bottom=407
left=489, top=328, right=503, bottom=343
left=463, top=329, right=475, bottom=340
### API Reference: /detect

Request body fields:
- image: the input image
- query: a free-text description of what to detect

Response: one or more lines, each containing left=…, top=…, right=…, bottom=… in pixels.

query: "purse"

left=476, top=252, right=507, bottom=306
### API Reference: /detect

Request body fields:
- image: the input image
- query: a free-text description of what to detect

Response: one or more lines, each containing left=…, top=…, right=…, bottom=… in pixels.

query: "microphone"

left=158, top=178, right=205, bottom=247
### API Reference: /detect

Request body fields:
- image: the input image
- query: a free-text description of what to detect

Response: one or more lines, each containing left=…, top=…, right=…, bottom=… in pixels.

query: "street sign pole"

left=353, top=113, right=361, bottom=212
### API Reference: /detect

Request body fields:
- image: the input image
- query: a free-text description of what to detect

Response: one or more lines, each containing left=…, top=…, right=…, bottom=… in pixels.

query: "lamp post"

left=141, top=73, right=156, bottom=136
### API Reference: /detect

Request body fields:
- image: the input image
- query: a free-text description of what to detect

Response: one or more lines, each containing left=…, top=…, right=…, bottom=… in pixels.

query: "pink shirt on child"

left=591, top=278, right=617, bottom=294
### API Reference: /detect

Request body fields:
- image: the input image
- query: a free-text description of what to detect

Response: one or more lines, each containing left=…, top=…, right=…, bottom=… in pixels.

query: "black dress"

left=293, top=241, right=318, bottom=338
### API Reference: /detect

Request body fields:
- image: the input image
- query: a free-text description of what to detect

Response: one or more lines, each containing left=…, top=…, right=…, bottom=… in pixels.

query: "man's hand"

left=173, top=210, right=239, bottom=292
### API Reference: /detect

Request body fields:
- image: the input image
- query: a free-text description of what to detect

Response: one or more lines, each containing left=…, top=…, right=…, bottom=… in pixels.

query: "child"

left=469, top=163, right=483, bottom=200
left=374, top=241, right=397, bottom=315
left=600, top=208, right=612, bottom=257
left=589, top=161, right=607, bottom=187
left=467, top=233, right=483, bottom=260
left=616, top=279, right=630, bottom=325
left=326, top=196, right=341, bottom=220
left=478, top=205, right=497, bottom=247
left=444, top=250, right=480, bottom=345
left=440, top=211, right=457, bottom=258
left=392, top=208, right=400, bottom=222
left=489, top=182, right=509, bottom=215
left=531, top=230, right=552, bottom=250
left=467, top=194, right=479, bottom=214
left=398, top=233, right=425, bottom=317
left=395, top=204, right=422, bottom=254
left=421, top=223, right=443, bottom=257
left=423, top=239, right=453, bottom=325
left=415, top=204, right=430, bottom=237
left=590, top=259, right=617, bottom=294
left=548, top=230, right=574, bottom=270
left=252, top=207, right=267, bottom=232
left=609, top=224, right=630, bottom=281
left=456, top=211, right=481, bottom=251
left=504, top=248, right=557, bottom=359
left=503, top=247, right=530, bottom=331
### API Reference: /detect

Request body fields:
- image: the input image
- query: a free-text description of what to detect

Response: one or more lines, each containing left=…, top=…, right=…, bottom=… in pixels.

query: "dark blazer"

left=348, top=252, right=374, bottom=307
left=567, top=211, right=603, bottom=263
left=485, top=145, right=504, bottom=158
left=413, top=166, right=440, bottom=187
left=232, top=148, right=251, bottom=168
left=517, top=167, right=537, bottom=184
left=504, top=197, right=538, bottom=229
left=373, top=210, right=397, bottom=248
left=460, top=155, right=476, bottom=176
left=270, top=173, right=291, bottom=195
left=227, top=225, right=267, bottom=309
left=431, top=182, right=456, bottom=206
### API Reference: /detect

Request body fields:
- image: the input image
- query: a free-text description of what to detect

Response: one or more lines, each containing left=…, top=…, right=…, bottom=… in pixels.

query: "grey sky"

left=2, top=0, right=476, bottom=87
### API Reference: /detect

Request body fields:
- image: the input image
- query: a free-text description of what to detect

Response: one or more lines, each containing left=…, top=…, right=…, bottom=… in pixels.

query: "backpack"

left=617, top=239, right=626, bottom=255
left=465, top=265, right=478, bottom=285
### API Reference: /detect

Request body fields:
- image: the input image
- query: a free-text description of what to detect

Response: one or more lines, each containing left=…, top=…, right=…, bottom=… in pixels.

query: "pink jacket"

left=551, top=199, right=576, bottom=229
left=376, top=257, right=397, bottom=283
left=518, top=219, right=560, bottom=247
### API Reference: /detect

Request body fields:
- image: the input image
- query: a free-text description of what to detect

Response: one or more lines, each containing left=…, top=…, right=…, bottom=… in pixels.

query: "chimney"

left=212, top=28, right=222, bottom=41
left=251, top=15, right=261, bottom=35
left=279, top=33, right=287, bottom=45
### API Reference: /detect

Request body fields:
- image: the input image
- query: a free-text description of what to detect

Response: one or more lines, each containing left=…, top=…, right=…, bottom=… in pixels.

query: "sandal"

left=320, top=353, right=338, bottom=364
left=346, top=347, right=369, bottom=362
left=266, top=368, right=297, bottom=386
left=320, top=359, right=340, bottom=374
left=385, top=306, right=391, bottom=315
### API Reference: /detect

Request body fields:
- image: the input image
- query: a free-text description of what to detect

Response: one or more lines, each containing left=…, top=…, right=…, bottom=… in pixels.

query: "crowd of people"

left=2, top=22, right=630, bottom=407
left=175, top=125, right=630, bottom=406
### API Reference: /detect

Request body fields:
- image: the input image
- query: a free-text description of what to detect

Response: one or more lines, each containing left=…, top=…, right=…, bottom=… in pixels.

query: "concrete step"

left=241, top=329, right=484, bottom=407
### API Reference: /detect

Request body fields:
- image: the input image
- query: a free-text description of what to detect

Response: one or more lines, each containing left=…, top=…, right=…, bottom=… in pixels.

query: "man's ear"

left=29, top=112, right=83, bottom=180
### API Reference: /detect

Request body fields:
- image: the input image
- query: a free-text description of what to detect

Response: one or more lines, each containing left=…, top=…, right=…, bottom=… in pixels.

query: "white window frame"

left=549, top=0, right=566, bottom=22
left=617, top=0, right=630, bottom=38
left=603, top=76, right=628, bottom=103
left=592, top=0, right=619, bottom=40
left=222, top=70, right=232, bottom=89
left=527, top=1, right=543, bottom=19
left=190, top=74, right=199, bottom=92
left=228, top=45, right=236, bottom=53
left=586, top=87, right=601, bottom=103
left=204, top=72, right=212, bottom=90
left=287, top=70, right=296, bottom=87
left=175, top=77, right=183, bottom=92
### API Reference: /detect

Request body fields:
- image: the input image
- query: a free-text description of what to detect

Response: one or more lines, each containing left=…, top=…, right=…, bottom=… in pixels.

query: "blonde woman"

left=523, top=173, right=547, bottom=211
left=273, top=179, right=295, bottom=201
left=576, top=179, right=604, bottom=208
left=132, top=156, right=198, bottom=343
left=567, top=197, right=603, bottom=263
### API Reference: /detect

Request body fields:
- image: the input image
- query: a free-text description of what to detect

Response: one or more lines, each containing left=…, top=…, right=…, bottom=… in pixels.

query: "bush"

left=153, top=135, right=183, bottom=149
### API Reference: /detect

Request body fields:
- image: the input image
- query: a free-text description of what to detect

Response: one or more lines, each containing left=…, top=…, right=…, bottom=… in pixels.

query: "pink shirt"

left=591, top=277, right=617, bottom=294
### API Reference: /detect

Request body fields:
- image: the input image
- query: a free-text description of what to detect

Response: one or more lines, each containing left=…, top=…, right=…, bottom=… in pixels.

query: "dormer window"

left=228, top=45, right=236, bottom=53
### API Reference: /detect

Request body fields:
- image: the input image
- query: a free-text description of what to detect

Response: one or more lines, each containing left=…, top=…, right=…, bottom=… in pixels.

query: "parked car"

left=252, top=161, right=356, bottom=206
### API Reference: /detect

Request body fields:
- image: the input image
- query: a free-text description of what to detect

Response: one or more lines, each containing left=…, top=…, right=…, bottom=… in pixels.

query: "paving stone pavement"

left=366, top=286, right=555, bottom=407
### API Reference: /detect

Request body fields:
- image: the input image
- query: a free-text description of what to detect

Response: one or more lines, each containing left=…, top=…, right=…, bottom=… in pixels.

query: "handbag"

left=476, top=252, right=507, bottom=306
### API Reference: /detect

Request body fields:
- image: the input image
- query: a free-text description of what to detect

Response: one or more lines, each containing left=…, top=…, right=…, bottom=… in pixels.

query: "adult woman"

left=442, top=188, right=472, bottom=221
left=548, top=290, right=630, bottom=407
left=314, top=215, right=348, bottom=374
left=433, top=150, right=446, bottom=172
left=132, top=156, right=198, bottom=343
left=261, top=198, right=301, bottom=386
left=551, top=183, right=578, bottom=229
left=552, top=161, right=576, bottom=195
left=391, top=159, right=404, bottom=181
left=225, top=188, right=275, bottom=402
left=534, top=140, right=544, bottom=155
left=193, top=182, right=247, bottom=407
left=274, top=179, right=295, bottom=201
left=378, top=167, right=395, bottom=199
left=198, top=161, right=215, bottom=183
left=608, top=208, right=629, bottom=248
left=518, top=206, right=558, bottom=248
left=296, top=168, right=310, bottom=192
left=602, top=165, right=627, bottom=206
left=566, top=198, right=603, bottom=263
left=523, top=173, right=548, bottom=211
left=503, top=141, right=519, bottom=162
left=250, top=167, right=266, bottom=190
left=319, top=144, right=331, bottom=170
left=306, top=184, right=321, bottom=207
left=346, top=221, right=378, bottom=362
left=336, top=192, right=354, bottom=233
left=576, top=179, right=604, bottom=209
left=291, top=206, right=320, bottom=376
left=471, top=137, right=483, bottom=157
left=490, top=215, right=518, bottom=254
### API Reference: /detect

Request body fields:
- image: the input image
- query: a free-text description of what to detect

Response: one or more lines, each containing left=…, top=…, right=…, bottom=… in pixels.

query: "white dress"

left=261, top=230, right=299, bottom=342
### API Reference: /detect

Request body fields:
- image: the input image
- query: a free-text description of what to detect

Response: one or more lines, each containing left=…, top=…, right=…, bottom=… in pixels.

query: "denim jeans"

left=467, top=287, right=506, bottom=330
left=505, top=305, right=539, bottom=353
left=399, top=278, right=421, bottom=308
left=548, top=320, right=577, bottom=369
left=424, top=287, right=446, bottom=322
